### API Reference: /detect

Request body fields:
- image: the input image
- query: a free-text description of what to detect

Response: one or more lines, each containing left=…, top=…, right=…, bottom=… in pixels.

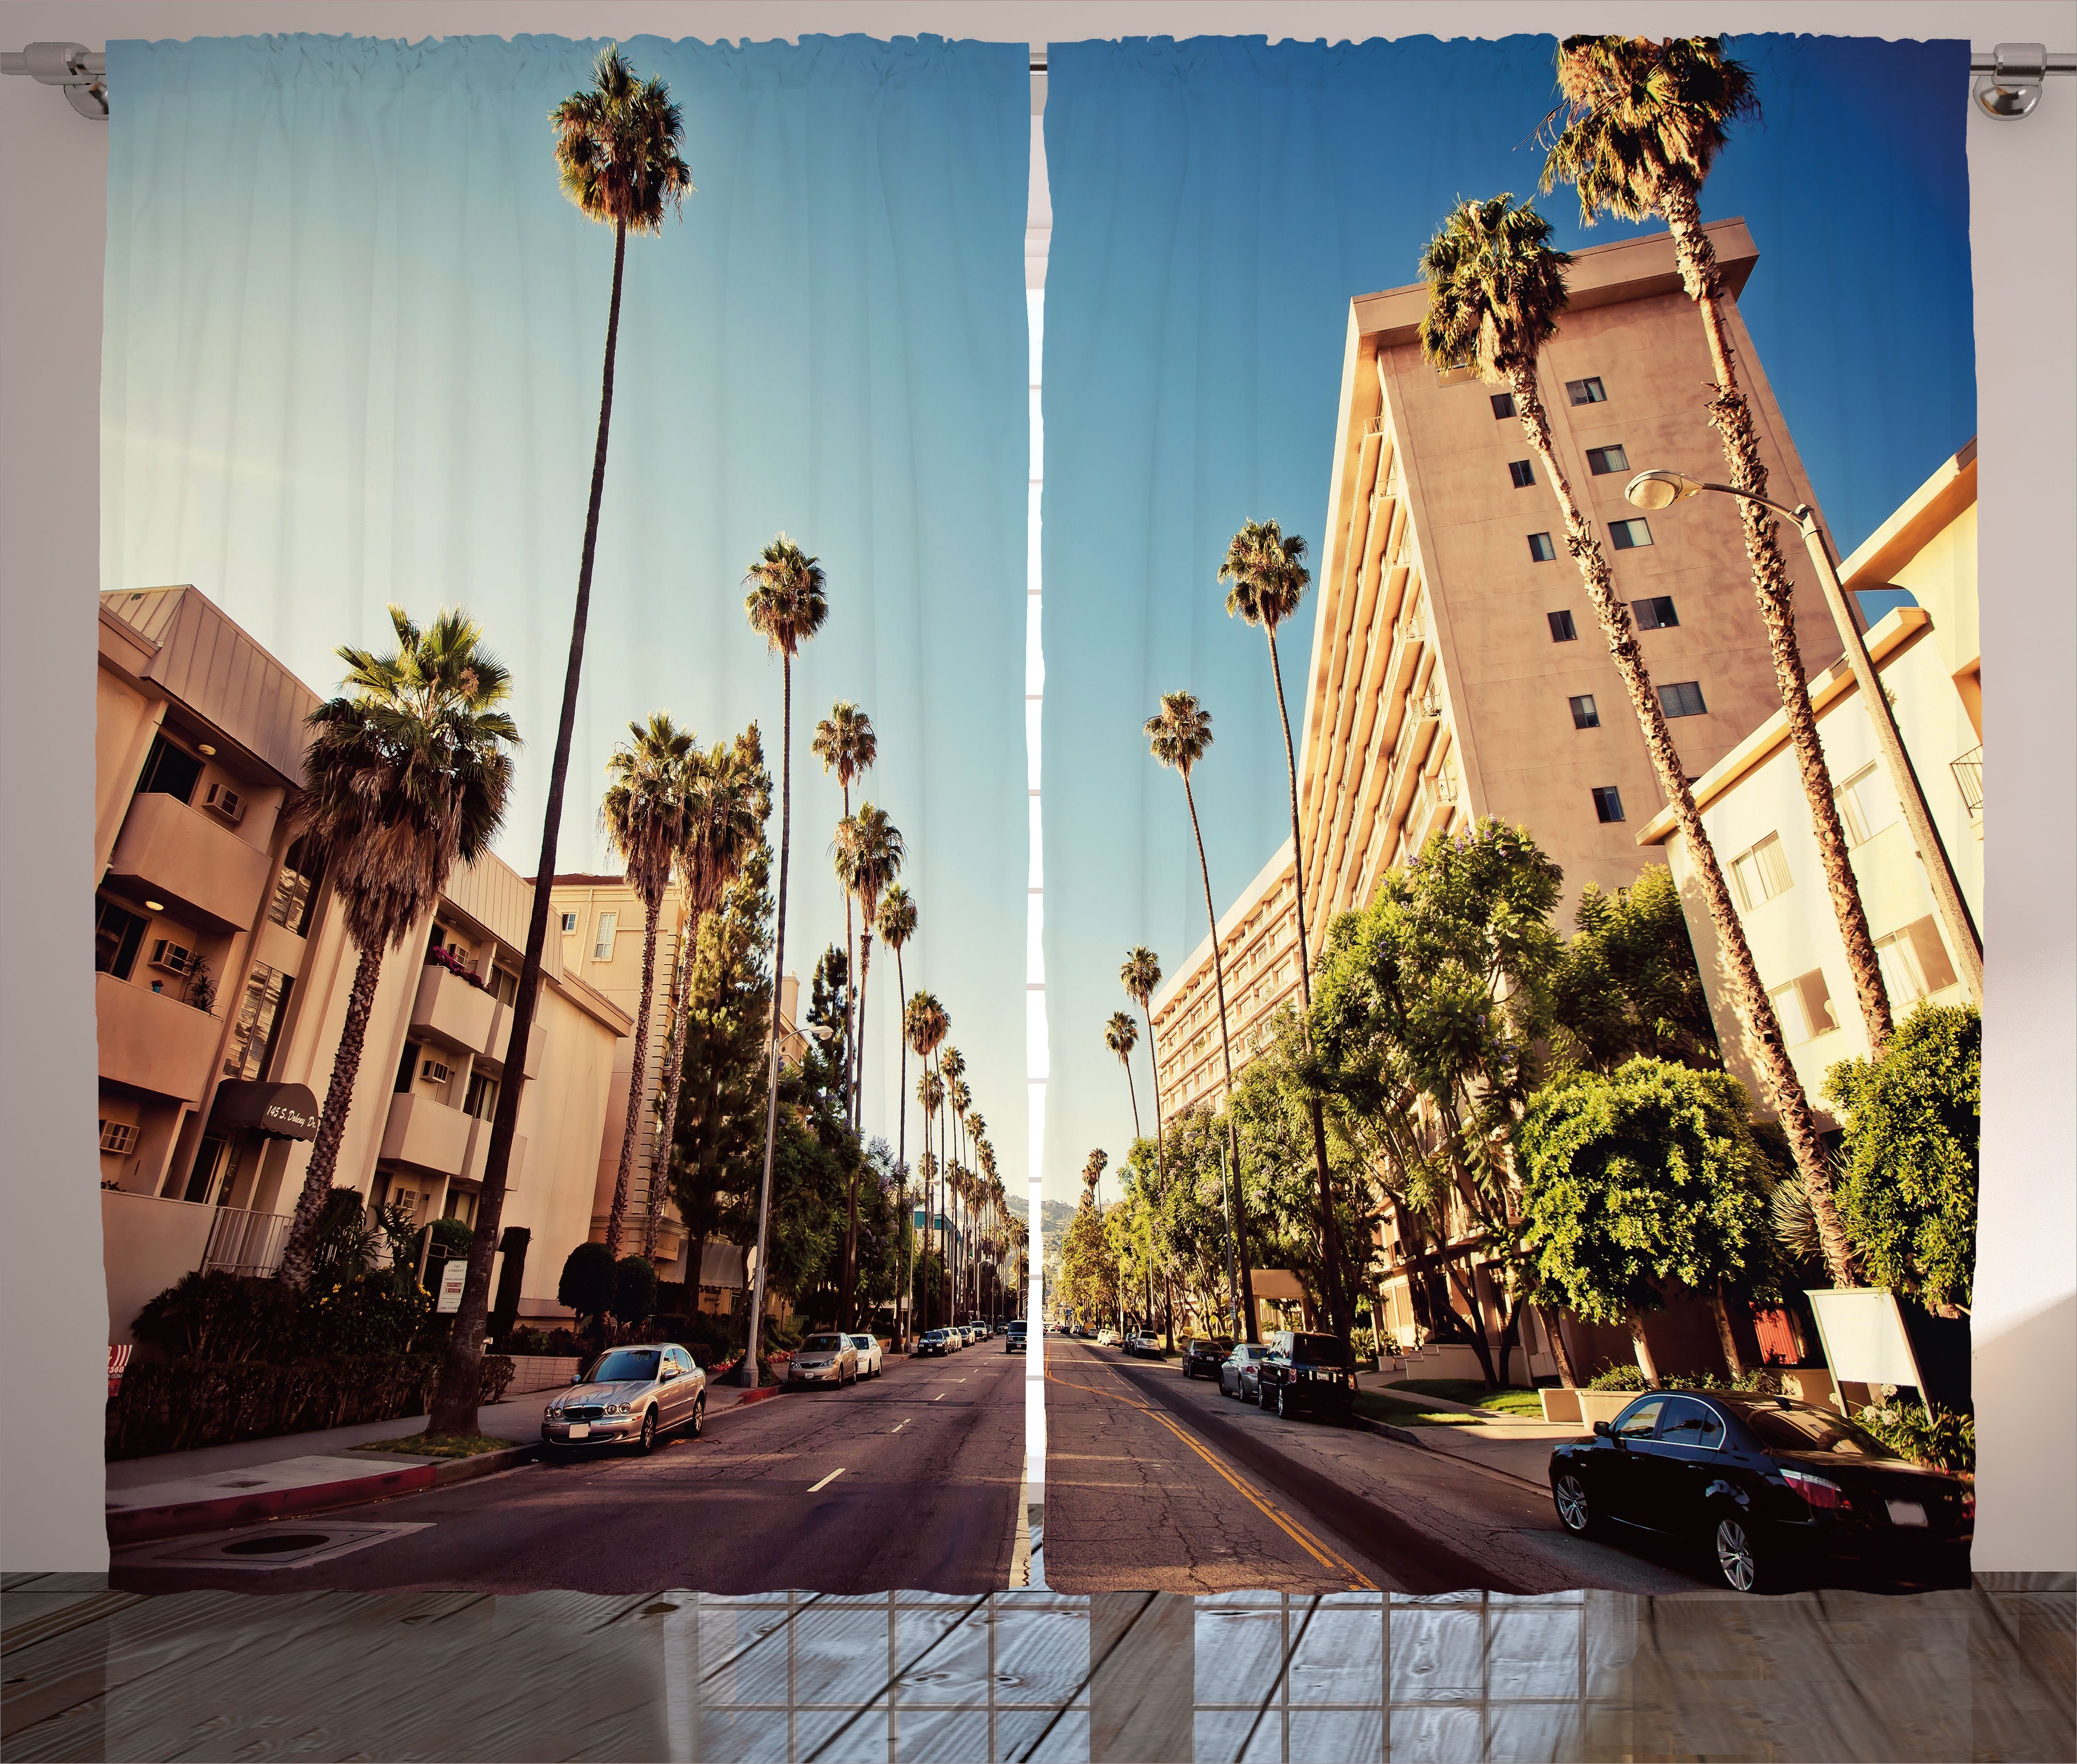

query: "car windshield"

left=1740, top=1402, right=1898, bottom=1458
left=587, top=1350, right=659, bottom=1384
left=849, top=1335, right=873, bottom=1348
left=1235, top=1346, right=1266, bottom=1361
left=802, top=1335, right=844, bottom=1352
left=1288, top=1335, right=1342, bottom=1363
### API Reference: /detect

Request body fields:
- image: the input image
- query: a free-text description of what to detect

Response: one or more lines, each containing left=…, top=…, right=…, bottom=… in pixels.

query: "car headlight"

left=605, top=1401, right=634, bottom=1416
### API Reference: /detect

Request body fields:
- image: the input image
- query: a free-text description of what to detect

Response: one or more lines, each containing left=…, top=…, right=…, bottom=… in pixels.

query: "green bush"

left=307, top=1187, right=382, bottom=1287
left=558, top=1241, right=618, bottom=1323
left=1855, top=1401, right=1975, bottom=1475
left=1587, top=1362, right=1649, bottom=1391
left=130, top=1271, right=300, bottom=1363
left=300, top=1267, right=433, bottom=1356
left=612, top=1254, right=659, bottom=1326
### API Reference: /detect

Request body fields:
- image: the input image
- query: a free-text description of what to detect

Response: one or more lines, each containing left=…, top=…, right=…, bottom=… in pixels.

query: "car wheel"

left=1712, top=1513, right=1775, bottom=1594
left=1256, top=1382, right=1271, bottom=1411
left=1552, top=1472, right=1596, bottom=1537
left=689, top=1395, right=705, bottom=1439
left=1276, top=1383, right=1291, bottom=1420
left=636, top=1409, right=657, bottom=1455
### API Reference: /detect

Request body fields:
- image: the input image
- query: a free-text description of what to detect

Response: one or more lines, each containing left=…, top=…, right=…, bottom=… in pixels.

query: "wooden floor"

left=3, top=1570, right=2070, bottom=1760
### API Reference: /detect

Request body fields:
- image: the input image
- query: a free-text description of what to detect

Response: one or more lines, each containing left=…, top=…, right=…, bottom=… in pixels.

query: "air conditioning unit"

left=420, top=1057, right=453, bottom=1086
left=99, top=1120, right=138, bottom=1156
left=202, top=782, right=245, bottom=824
left=148, top=938, right=198, bottom=976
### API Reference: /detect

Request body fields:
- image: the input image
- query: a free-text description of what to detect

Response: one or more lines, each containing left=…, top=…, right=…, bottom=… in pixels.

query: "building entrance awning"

left=212, top=1079, right=320, bottom=1140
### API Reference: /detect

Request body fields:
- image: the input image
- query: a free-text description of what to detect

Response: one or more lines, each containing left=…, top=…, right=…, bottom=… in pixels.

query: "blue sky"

left=101, top=33, right=1031, bottom=1173
left=1038, top=33, right=1974, bottom=1203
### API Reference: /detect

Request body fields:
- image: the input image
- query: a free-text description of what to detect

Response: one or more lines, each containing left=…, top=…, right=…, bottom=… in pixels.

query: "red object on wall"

left=1751, top=1307, right=1803, bottom=1366
left=107, top=1343, right=132, bottom=1399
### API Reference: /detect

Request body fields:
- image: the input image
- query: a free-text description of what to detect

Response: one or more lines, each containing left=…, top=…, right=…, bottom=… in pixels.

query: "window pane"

left=1660, top=680, right=1707, bottom=718
left=1490, top=392, right=1515, bottom=419
left=223, top=962, right=290, bottom=1080
left=1567, top=376, right=1607, bottom=405
left=1769, top=981, right=1809, bottom=1042
left=1508, top=459, right=1534, bottom=488
left=1755, top=833, right=1792, bottom=898
left=1547, top=610, right=1577, bottom=642
left=1731, top=852, right=1758, bottom=912
left=1875, top=933, right=1926, bottom=1006
left=1569, top=695, right=1600, bottom=730
left=1527, top=532, right=1555, bottom=562
left=138, top=734, right=204, bottom=805
left=1593, top=786, right=1625, bottom=823
left=1794, top=969, right=1839, bottom=1037
left=95, top=898, right=148, bottom=980
left=1905, top=916, right=1959, bottom=995
left=593, top=911, right=618, bottom=960
left=1586, top=444, right=1630, bottom=476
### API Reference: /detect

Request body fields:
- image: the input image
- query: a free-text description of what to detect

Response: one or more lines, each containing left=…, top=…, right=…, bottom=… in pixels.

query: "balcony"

left=410, top=963, right=498, bottom=1054
left=107, top=791, right=272, bottom=934
left=97, top=972, right=220, bottom=1103
left=201, top=1205, right=294, bottom=1276
left=380, top=1091, right=472, bottom=1178
left=462, top=1114, right=527, bottom=1191
left=482, top=999, right=544, bottom=1078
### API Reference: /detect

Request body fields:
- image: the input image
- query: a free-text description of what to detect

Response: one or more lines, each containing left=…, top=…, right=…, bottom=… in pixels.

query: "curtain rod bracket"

left=1972, top=43, right=2074, bottom=118
left=1, top=42, right=107, bottom=118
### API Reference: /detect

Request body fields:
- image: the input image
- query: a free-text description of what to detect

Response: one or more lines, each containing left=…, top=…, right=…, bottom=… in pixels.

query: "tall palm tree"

left=916, top=1066, right=946, bottom=1328
left=908, top=991, right=949, bottom=1326
left=741, top=534, right=831, bottom=1385
left=1082, top=1147, right=1108, bottom=1209
left=1419, top=192, right=1858, bottom=1286
left=1146, top=690, right=1260, bottom=1340
left=1104, top=1011, right=1143, bottom=1139
left=941, top=1047, right=968, bottom=1315
left=812, top=702, right=877, bottom=1117
left=1120, top=946, right=1167, bottom=1175
left=279, top=608, right=517, bottom=1289
left=646, top=728, right=768, bottom=1261
left=1543, top=35, right=1892, bottom=1052
left=1220, top=522, right=1356, bottom=1354
left=432, top=47, right=690, bottom=1435
left=879, top=888, right=918, bottom=1340
left=831, top=805, right=904, bottom=1323
left=599, top=713, right=692, bottom=1253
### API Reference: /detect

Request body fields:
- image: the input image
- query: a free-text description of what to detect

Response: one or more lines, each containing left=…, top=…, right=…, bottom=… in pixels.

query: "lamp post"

left=1624, top=470, right=1982, bottom=1005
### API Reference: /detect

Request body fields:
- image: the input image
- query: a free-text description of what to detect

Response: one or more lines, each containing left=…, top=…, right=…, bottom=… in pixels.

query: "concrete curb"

left=107, top=1442, right=541, bottom=1548
left=1352, top=1415, right=1551, bottom=1495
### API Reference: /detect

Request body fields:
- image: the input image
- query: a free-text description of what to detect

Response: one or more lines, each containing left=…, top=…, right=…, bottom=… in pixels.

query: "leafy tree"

left=612, top=1254, right=659, bottom=1327
left=1553, top=866, right=1720, bottom=1073
left=1518, top=1057, right=1773, bottom=1380
left=559, top=1241, right=619, bottom=1329
left=834, top=807, right=904, bottom=1321
left=1824, top=1004, right=1979, bottom=1312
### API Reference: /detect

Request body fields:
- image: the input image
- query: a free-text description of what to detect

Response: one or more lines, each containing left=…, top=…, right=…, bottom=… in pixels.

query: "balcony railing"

left=201, top=1205, right=294, bottom=1277
left=1951, top=746, right=1983, bottom=818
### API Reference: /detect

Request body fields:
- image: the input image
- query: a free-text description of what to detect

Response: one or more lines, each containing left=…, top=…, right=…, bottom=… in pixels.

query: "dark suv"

left=1254, top=1330, right=1354, bottom=1423
left=1182, top=1338, right=1232, bottom=1380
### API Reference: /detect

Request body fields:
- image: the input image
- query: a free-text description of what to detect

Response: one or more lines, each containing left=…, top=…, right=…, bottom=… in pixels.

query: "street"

left=1042, top=1337, right=1707, bottom=1596
left=110, top=1348, right=1026, bottom=1597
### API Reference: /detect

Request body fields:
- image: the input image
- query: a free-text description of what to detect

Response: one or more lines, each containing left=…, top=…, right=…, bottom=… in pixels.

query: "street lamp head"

left=1625, top=468, right=1703, bottom=512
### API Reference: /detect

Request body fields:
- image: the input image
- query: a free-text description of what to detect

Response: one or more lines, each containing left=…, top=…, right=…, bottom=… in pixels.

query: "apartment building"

left=95, top=586, right=632, bottom=1344
left=1639, top=441, right=1982, bottom=1114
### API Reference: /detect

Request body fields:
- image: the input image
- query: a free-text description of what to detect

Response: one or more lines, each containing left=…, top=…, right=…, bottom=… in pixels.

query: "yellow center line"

left=1045, top=1360, right=1377, bottom=1591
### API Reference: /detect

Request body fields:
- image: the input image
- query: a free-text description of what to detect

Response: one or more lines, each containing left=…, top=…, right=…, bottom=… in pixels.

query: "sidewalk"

left=106, top=1374, right=792, bottom=1546
left=1356, top=1382, right=1585, bottom=1488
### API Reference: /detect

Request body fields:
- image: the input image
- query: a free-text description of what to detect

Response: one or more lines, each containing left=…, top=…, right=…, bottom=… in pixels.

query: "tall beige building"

left=95, top=586, right=632, bottom=1344
left=1153, top=221, right=1846, bottom=1127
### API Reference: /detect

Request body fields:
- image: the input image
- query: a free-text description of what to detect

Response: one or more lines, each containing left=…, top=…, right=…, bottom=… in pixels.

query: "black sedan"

left=1254, top=1330, right=1355, bottom=1423
left=1548, top=1391, right=1974, bottom=1593
left=1182, top=1338, right=1232, bottom=1380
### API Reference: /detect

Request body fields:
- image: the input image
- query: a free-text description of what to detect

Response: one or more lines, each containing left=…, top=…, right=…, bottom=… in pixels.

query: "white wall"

left=3, top=0, right=2071, bottom=1575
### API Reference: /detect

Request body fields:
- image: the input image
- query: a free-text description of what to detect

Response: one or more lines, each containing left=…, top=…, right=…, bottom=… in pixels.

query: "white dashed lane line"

left=807, top=1468, right=845, bottom=1493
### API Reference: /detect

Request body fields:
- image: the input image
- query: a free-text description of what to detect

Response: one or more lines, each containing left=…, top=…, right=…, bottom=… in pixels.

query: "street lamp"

left=1624, top=469, right=1982, bottom=1004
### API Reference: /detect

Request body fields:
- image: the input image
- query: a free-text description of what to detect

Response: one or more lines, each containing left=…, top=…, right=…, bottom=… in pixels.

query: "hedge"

left=108, top=1351, right=515, bottom=1460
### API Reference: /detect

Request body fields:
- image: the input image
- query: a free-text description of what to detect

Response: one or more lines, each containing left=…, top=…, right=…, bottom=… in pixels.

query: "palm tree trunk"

left=1122, top=1057, right=1142, bottom=1140
left=1510, top=365, right=1861, bottom=1290
left=607, top=895, right=663, bottom=1254
left=840, top=783, right=857, bottom=1126
left=744, top=655, right=794, bottom=1386
left=1139, top=990, right=1168, bottom=1188
left=1631, top=1322, right=1660, bottom=1387
left=644, top=905, right=702, bottom=1263
left=1182, top=773, right=1259, bottom=1342
left=429, top=219, right=631, bottom=1436
left=1264, top=623, right=1356, bottom=1360
left=839, top=928, right=872, bottom=1328
left=1658, top=186, right=1892, bottom=1053
left=894, top=947, right=910, bottom=1346
left=278, top=939, right=386, bottom=1288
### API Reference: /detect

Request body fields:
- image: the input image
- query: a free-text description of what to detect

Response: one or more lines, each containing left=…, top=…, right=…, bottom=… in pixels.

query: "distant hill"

left=1005, top=1193, right=1078, bottom=1244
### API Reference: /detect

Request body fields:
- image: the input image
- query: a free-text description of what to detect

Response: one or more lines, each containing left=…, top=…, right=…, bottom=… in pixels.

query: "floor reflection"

left=1, top=1571, right=2068, bottom=1761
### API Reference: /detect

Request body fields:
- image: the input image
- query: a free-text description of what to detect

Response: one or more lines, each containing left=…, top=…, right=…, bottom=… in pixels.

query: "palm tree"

left=1104, top=1011, right=1143, bottom=1139
left=879, top=887, right=918, bottom=1340
left=812, top=702, right=877, bottom=1118
left=1120, top=947, right=1167, bottom=1171
left=432, top=46, right=690, bottom=1436
left=279, top=608, right=517, bottom=1289
left=1218, top=519, right=1359, bottom=1353
left=908, top=991, right=949, bottom=1326
left=740, top=534, right=831, bottom=1385
left=598, top=713, right=692, bottom=1253
left=646, top=728, right=768, bottom=1261
left=1419, top=192, right=1859, bottom=1287
left=916, top=1066, right=946, bottom=1329
left=830, top=805, right=904, bottom=1323
left=1543, top=35, right=1892, bottom=1053
left=1146, top=690, right=1260, bottom=1340
left=1082, top=1147, right=1108, bottom=1209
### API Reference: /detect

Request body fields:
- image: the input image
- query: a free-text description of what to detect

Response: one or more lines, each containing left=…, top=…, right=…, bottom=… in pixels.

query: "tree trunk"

left=893, top=946, right=910, bottom=1348
left=1711, top=1284, right=1748, bottom=1381
left=645, top=904, right=703, bottom=1263
left=1631, top=1323, right=1660, bottom=1387
left=1441, top=1258, right=1500, bottom=1388
left=1182, top=774, right=1259, bottom=1341
left=1511, top=364, right=1862, bottom=1290
left=607, top=894, right=663, bottom=1255
left=428, top=219, right=630, bottom=1435
left=278, top=939, right=387, bottom=1288
left=744, top=654, right=795, bottom=1388
left=1541, top=1303, right=1579, bottom=1389
left=1659, top=185, right=1892, bottom=1054
left=838, top=927, right=873, bottom=1329
left=840, top=783, right=856, bottom=1125
left=1123, top=1057, right=1141, bottom=1139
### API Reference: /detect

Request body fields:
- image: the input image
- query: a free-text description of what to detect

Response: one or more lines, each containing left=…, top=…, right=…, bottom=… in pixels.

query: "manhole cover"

left=222, top=1531, right=333, bottom=1555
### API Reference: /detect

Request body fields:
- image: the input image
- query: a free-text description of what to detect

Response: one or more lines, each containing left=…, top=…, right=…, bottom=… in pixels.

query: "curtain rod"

left=6, top=39, right=2073, bottom=123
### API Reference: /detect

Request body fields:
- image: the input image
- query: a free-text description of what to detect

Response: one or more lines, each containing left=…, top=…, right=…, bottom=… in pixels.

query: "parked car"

left=1548, top=1391, right=1974, bottom=1594
left=1096, top=1328, right=1121, bottom=1346
left=1006, top=1320, right=1028, bottom=1355
left=1123, top=1332, right=1164, bottom=1358
left=1182, top=1338, right=1232, bottom=1380
left=917, top=1328, right=955, bottom=1357
left=1255, top=1331, right=1355, bottom=1423
left=1219, top=1343, right=1273, bottom=1403
left=543, top=1343, right=705, bottom=1453
left=847, top=1334, right=884, bottom=1378
left=788, top=1332, right=861, bottom=1388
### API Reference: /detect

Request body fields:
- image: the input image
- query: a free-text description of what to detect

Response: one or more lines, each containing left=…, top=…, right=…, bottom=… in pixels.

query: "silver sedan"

left=542, top=1343, right=706, bottom=1453
left=788, top=1332, right=861, bottom=1388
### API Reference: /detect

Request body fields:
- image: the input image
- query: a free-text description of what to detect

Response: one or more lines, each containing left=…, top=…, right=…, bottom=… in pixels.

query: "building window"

left=395, top=1040, right=419, bottom=1093
left=98, top=1119, right=138, bottom=1156
left=560, top=910, right=578, bottom=934
left=592, top=910, right=618, bottom=961
left=1507, top=459, right=1535, bottom=489
left=1568, top=694, right=1601, bottom=730
left=266, top=836, right=325, bottom=937
left=1547, top=610, right=1578, bottom=642
left=94, top=897, right=149, bottom=980
left=1632, top=595, right=1679, bottom=630
left=1527, top=532, right=1556, bottom=563
left=1730, top=833, right=1793, bottom=909
left=492, top=966, right=519, bottom=1006
left=1609, top=517, right=1654, bottom=550
left=1659, top=680, right=1708, bottom=718
left=223, top=963, right=293, bottom=1080
left=1591, top=786, right=1626, bottom=823
left=136, top=732, right=204, bottom=805
left=1833, top=763, right=1895, bottom=848
left=1490, top=392, right=1516, bottom=419
left=464, top=1071, right=500, bottom=1120
left=1770, top=969, right=1840, bottom=1043
left=1874, top=916, right=1959, bottom=1005
left=1566, top=376, right=1607, bottom=405
left=1585, top=444, right=1630, bottom=476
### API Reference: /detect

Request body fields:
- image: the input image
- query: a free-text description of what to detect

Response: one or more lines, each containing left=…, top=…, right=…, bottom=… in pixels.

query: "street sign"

left=437, top=1257, right=467, bottom=1314
left=1804, top=1288, right=1926, bottom=1392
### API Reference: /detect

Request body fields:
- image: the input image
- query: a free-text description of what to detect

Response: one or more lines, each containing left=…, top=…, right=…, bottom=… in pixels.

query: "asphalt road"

left=1042, top=1337, right=1707, bottom=1597
left=112, top=1346, right=1026, bottom=1597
